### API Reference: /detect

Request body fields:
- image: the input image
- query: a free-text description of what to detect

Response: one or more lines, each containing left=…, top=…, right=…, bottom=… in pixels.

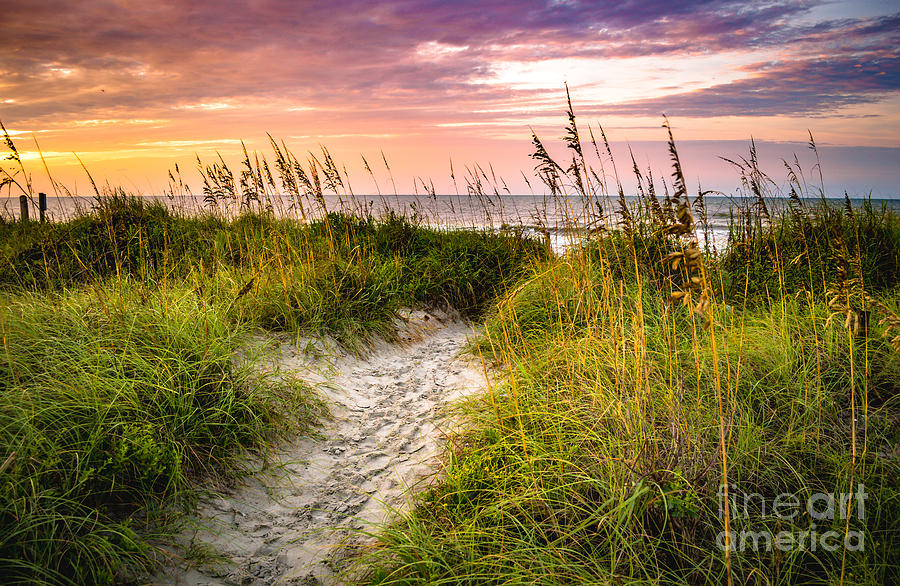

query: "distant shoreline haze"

left=5, top=194, right=899, bottom=252
left=4, top=138, right=899, bottom=200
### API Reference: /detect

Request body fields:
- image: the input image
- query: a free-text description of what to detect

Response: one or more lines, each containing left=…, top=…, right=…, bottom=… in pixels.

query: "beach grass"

left=361, top=108, right=899, bottom=585
left=0, top=283, right=323, bottom=583
left=367, top=258, right=899, bottom=584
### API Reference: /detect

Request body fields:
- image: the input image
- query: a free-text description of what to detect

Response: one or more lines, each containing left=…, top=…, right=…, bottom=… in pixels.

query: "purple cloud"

left=0, top=1, right=897, bottom=129
left=595, top=50, right=900, bottom=117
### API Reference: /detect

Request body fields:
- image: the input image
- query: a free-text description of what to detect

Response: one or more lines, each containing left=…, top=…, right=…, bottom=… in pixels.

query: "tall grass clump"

left=0, top=283, right=319, bottom=583
left=364, top=100, right=900, bottom=585
left=720, top=145, right=900, bottom=303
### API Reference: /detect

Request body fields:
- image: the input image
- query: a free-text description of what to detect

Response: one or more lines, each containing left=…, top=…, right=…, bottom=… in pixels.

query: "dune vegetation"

left=364, top=113, right=900, bottom=585
left=0, top=99, right=898, bottom=584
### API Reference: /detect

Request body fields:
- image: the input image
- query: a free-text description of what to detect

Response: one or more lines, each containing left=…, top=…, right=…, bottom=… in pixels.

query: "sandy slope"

left=155, top=310, right=484, bottom=585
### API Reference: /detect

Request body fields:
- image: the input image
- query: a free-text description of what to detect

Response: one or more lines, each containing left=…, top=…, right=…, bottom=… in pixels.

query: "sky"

left=1, top=0, right=899, bottom=197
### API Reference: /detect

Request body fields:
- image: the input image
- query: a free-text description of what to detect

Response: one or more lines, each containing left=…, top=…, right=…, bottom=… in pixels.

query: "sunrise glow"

left=2, top=0, right=898, bottom=196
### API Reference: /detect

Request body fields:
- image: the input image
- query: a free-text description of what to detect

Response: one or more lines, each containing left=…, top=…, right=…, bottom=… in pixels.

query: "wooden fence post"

left=39, top=192, right=47, bottom=222
left=19, top=195, right=29, bottom=222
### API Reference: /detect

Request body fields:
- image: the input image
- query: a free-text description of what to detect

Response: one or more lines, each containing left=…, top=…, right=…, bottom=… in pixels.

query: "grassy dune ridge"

left=363, top=113, right=899, bottom=584
left=1, top=104, right=899, bottom=584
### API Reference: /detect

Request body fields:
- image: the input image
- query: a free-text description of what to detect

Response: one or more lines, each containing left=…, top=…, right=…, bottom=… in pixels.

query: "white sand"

left=154, top=309, right=485, bottom=585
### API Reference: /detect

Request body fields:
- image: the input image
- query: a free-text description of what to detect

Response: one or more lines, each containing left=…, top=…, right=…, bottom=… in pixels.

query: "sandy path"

left=156, top=310, right=483, bottom=585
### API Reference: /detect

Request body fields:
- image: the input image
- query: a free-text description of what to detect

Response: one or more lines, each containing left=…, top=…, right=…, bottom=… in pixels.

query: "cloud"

left=596, top=50, right=900, bottom=117
left=0, top=1, right=897, bottom=134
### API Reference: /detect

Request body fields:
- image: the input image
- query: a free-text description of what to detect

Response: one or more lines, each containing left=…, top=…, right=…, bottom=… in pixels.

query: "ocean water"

left=3, top=193, right=898, bottom=251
